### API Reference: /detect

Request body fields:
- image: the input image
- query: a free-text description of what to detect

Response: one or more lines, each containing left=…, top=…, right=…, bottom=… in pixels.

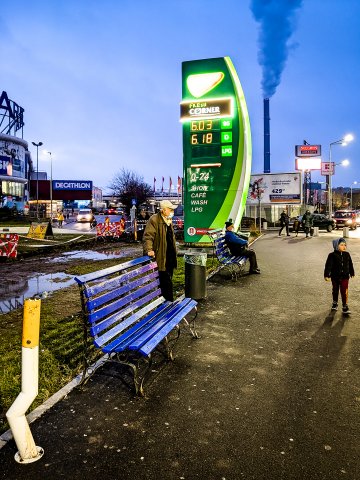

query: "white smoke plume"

left=250, top=0, right=303, bottom=98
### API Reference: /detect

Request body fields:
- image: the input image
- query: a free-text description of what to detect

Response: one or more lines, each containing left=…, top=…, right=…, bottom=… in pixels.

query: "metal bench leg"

left=183, top=307, right=200, bottom=339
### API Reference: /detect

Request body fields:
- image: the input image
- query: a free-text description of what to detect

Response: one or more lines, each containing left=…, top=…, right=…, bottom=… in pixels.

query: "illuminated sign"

left=295, top=157, right=321, bottom=171
left=187, top=72, right=225, bottom=97
left=53, top=180, right=93, bottom=190
left=321, top=162, right=334, bottom=175
left=181, top=57, right=252, bottom=243
left=295, top=144, right=321, bottom=157
left=180, top=97, right=233, bottom=122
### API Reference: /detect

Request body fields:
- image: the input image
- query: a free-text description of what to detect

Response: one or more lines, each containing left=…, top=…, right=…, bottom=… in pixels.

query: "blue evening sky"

left=1, top=0, right=359, bottom=193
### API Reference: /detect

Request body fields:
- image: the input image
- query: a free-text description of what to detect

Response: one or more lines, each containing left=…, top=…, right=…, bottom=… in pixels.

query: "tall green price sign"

left=181, top=57, right=252, bottom=243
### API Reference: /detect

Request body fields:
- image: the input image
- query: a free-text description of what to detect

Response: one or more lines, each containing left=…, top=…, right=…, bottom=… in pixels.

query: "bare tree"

left=109, top=168, right=152, bottom=213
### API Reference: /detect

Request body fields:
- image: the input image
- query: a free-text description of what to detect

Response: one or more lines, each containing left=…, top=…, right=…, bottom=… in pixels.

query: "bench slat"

left=102, top=299, right=174, bottom=353
left=91, top=288, right=162, bottom=340
left=74, top=256, right=150, bottom=285
left=88, top=279, right=160, bottom=323
left=86, top=271, right=159, bottom=310
left=128, top=298, right=195, bottom=351
left=83, top=261, right=158, bottom=298
left=138, top=300, right=197, bottom=356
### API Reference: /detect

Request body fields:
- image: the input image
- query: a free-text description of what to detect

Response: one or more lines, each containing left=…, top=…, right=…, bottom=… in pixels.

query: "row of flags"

left=153, top=176, right=182, bottom=194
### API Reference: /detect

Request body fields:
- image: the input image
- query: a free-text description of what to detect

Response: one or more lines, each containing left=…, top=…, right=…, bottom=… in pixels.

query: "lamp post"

left=31, top=141, right=43, bottom=220
left=350, top=181, right=358, bottom=209
left=328, top=134, right=353, bottom=216
left=329, top=159, right=350, bottom=213
left=45, top=151, right=53, bottom=219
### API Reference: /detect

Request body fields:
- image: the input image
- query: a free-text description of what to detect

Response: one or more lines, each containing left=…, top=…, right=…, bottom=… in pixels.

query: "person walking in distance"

left=324, top=237, right=355, bottom=314
left=302, top=210, right=313, bottom=238
left=57, top=210, right=64, bottom=228
left=143, top=200, right=177, bottom=301
left=293, top=217, right=301, bottom=237
left=224, top=220, right=260, bottom=274
left=278, top=210, right=290, bottom=236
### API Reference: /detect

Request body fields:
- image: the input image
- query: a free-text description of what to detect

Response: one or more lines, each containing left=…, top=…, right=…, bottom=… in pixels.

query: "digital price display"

left=181, top=57, right=252, bottom=243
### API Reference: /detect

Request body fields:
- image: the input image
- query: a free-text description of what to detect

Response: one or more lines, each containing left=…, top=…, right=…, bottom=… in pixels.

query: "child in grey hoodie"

left=324, top=238, right=355, bottom=314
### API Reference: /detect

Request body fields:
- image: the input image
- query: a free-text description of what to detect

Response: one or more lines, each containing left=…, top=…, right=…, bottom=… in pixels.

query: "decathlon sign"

left=53, top=180, right=93, bottom=191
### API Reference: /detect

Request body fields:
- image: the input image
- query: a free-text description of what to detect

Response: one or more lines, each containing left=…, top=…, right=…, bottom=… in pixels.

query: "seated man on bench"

left=224, top=220, right=261, bottom=274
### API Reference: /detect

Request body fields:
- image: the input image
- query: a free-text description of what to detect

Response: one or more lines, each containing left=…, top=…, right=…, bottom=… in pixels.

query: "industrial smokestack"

left=264, top=98, right=270, bottom=173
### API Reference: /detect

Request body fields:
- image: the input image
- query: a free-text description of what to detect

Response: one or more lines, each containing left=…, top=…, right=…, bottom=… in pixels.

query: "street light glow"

left=343, top=133, right=354, bottom=143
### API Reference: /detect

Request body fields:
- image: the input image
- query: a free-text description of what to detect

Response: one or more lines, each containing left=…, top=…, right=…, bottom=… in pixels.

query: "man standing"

left=302, top=210, right=314, bottom=238
left=224, top=220, right=260, bottom=274
left=143, top=200, right=177, bottom=301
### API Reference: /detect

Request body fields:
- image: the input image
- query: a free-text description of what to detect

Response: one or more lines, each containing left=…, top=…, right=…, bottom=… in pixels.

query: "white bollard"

left=262, top=221, right=268, bottom=230
left=6, top=299, right=44, bottom=464
left=313, top=227, right=319, bottom=236
left=343, top=226, right=350, bottom=238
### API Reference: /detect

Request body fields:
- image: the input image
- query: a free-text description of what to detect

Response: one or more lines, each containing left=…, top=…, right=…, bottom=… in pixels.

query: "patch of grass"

left=0, top=255, right=219, bottom=435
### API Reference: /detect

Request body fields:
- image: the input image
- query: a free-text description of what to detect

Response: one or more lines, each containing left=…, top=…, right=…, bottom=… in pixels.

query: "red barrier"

left=96, top=221, right=125, bottom=239
left=0, top=233, right=19, bottom=258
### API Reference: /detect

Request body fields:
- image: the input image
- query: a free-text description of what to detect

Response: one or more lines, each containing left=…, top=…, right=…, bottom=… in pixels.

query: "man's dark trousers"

left=229, top=246, right=258, bottom=272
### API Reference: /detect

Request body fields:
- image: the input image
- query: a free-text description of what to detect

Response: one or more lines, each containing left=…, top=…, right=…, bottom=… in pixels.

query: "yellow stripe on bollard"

left=22, top=299, right=41, bottom=348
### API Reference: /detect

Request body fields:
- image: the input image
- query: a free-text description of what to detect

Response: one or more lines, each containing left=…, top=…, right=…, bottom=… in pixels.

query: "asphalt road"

left=1, top=230, right=359, bottom=479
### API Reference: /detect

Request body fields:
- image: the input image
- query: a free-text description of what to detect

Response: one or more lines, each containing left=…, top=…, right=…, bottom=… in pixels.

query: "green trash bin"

left=184, top=251, right=207, bottom=300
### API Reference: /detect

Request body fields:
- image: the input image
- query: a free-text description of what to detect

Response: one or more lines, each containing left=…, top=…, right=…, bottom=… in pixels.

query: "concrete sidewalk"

left=1, top=231, right=359, bottom=479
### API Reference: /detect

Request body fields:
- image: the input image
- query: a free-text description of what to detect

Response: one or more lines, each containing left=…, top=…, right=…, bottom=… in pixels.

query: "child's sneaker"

left=342, top=305, right=351, bottom=314
left=331, top=302, right=338, bottom=311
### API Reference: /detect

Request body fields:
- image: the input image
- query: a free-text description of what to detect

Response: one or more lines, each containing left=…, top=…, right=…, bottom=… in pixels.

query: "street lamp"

left=328, top=134, right=354, bottom=216
left=329, top=158, right=350, bottom=214
left=350, top=181, right=358, bottom=209
left=32, top=141, right=43, bottom=220
left=44, top=151, right=53, bottom=219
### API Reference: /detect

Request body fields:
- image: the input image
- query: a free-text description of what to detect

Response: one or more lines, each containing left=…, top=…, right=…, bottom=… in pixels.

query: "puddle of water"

left=47, top=249, right=127, bottom=262
left=0, top=272, right=75, bottom=314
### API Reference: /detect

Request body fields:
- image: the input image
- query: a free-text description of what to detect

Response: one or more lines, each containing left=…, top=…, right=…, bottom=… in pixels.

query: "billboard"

left=0, top=140, right=26, bottom=178
left=247, top=173, right=302, bottom=205
left=181, top=57, right=252, bottom=242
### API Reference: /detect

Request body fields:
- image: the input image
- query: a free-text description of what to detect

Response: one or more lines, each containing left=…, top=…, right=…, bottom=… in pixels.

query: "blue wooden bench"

left=75, top=256, right=198, bottom=396
left=208, top=229, right=249, bottom=280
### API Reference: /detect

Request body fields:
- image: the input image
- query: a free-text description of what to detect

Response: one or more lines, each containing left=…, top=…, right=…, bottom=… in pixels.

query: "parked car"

left=333, top=210, right=357, bottom=230
left=241, top=216, right=267, bottom=228
left=76, top=208, right=94, bottom=223
left=106, top=208, right=117, bottom=215
left=354, top=210, right=360, bottom=226
left=289, top=214, right=336, bottom=232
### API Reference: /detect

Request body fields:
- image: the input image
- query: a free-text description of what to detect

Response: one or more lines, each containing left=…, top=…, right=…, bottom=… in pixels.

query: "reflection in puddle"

left=48, top=249, right=126, bottom=263
left=0, top=272, right=74, bottom=314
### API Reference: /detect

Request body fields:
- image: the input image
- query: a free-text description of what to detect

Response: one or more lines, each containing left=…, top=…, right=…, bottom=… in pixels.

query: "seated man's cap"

left=225, top=221, right=233, bottom=229
left=159, top=200, right=176, bottom=210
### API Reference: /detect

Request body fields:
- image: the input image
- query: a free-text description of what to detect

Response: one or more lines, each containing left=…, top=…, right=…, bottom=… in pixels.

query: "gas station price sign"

left=180, top=57, right=252, bottom=243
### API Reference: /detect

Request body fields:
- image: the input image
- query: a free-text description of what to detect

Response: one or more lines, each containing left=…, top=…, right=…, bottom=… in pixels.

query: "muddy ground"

left=0, top=240, right=143, bottom=286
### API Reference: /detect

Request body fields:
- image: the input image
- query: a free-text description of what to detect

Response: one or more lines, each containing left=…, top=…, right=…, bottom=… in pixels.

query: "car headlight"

left=85, top=215, right=91, bottom=220
left=346, top=219, right=352, bottom=224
